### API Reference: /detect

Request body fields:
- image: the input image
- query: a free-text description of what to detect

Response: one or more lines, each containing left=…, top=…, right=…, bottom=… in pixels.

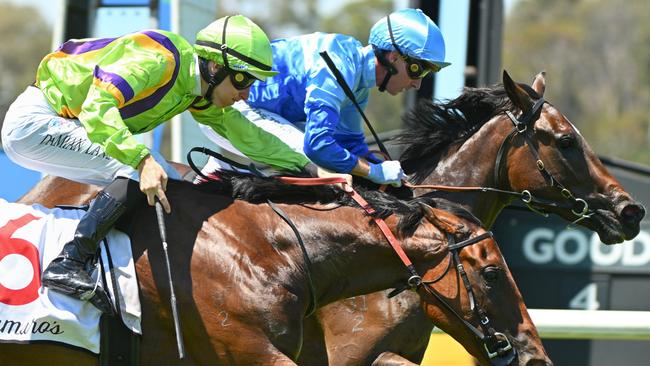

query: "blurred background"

left=0, top=0, right=648, bottom=365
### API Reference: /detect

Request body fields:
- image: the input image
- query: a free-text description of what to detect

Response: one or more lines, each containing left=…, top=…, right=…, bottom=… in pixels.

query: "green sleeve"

left=191, top=106, right=310, bottom=173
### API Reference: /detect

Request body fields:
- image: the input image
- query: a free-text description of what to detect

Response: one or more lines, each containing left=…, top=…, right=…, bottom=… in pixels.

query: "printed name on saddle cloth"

left=0, top=199, right=140, bottom=353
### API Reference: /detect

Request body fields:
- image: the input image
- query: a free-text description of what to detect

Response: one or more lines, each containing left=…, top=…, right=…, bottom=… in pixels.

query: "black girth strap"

left=319, top=51, right=392, bottom=159
left=266, top=200, right=317, bottom=317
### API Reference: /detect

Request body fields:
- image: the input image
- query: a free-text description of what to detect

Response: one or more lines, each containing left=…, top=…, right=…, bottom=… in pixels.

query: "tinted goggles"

left=403, top=57, right=441, bottom=79
left=229, top=71, right=257, bottom=90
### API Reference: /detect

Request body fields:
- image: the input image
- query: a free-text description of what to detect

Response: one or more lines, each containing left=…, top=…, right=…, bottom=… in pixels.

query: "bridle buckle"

left=484, top=332, right=513, bottom=359
left=408, top=275, right=422, bottom=288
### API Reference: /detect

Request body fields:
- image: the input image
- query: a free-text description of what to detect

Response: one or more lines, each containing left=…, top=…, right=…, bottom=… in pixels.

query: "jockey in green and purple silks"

left=2, top=15, right=347, bottom=314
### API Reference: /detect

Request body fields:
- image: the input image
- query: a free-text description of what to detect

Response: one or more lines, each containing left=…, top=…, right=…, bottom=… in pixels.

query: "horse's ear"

left=503, top=70, right=534, bottom=113
left=531, top=70, right=546, bottom=97
left=418, top=203, right=466, bottom=237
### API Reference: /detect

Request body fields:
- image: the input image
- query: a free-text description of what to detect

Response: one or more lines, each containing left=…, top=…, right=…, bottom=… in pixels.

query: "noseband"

left=496, top=98, right=593, bottom=225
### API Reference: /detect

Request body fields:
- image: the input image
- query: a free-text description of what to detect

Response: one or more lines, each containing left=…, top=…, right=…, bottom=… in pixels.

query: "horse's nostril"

left=621, top=203, right=645, bottom=224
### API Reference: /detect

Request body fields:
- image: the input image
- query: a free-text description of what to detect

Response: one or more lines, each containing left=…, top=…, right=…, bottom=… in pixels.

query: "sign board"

left=493, top=162, right=650, bottom=366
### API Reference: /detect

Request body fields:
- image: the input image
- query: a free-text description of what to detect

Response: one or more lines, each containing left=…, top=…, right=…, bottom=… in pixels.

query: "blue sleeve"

left=302, top=47, right=365, bottom=173
left=304, top=105, right=359, bottom=172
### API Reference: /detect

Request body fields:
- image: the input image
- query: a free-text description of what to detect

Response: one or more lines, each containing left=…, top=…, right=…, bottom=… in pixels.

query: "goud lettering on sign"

left=522, top=228, right=650, bottom=267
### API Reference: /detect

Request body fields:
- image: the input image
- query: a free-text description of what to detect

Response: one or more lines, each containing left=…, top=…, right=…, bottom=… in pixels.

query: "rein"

left=276, top=176, right=515, bottom=363
left=266, top=200, right=318, bottom=317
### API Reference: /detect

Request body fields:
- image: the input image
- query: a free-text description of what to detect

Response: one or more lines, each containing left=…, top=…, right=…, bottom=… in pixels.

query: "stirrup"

left=85, top=262, right=115, bottom=315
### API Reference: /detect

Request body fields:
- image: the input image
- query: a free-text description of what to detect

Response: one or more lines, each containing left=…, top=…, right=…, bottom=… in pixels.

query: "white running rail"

left=433, top=309, right=650, bottom=340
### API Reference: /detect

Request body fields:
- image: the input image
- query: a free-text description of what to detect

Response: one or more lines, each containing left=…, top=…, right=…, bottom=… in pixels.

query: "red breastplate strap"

left=275, top=176, right=415, bottom=267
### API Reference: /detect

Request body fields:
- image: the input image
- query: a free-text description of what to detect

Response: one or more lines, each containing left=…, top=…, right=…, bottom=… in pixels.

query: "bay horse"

left=295, top=70, right=646, bottom=365
left=12, top=70, right=642, bottom=365
left=1, top=173, right=552, bottom=365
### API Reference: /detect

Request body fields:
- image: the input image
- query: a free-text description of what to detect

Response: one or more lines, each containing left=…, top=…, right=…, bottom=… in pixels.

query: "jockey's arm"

left=191, top=105, right=311, bottom=173
left=191, top=105, right=351, bottom=188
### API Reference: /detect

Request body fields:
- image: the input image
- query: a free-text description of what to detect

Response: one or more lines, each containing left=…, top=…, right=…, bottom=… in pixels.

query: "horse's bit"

left=417, top=232, right=516, bottom=365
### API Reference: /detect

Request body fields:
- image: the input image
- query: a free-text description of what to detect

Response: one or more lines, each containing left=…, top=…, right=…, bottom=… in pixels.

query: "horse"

left=294, top=70, right=646, bottom=366
left=1, top=172, right=552, bottom=365
left=12, top=70, right=643, bottom=365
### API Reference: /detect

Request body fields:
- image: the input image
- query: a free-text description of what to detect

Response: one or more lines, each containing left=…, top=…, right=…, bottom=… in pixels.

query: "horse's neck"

left=300, top=208, right=418, bottom=305
left=418, top=116, right=514, bottom=227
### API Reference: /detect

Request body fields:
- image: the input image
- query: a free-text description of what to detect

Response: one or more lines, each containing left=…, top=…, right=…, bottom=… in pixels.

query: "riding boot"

left=42, top=189, right=127, bottom=314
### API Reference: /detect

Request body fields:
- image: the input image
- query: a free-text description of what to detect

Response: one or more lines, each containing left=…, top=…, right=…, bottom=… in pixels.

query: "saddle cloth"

left=0, top=198, right=141, bottom=353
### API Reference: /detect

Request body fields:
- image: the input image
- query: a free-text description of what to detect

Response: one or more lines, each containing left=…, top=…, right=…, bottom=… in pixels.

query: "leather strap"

left=276, top=176, right=418, bottom=276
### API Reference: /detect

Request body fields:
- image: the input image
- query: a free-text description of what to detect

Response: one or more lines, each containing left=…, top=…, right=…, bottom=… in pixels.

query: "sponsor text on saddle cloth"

left=0, top=198, right=141, bottom=353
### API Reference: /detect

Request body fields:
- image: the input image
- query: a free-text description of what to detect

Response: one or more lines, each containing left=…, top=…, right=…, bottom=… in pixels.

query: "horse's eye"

left=558, top=135, right=576, bottom=148
left=482, top=267, right=501, bottom=283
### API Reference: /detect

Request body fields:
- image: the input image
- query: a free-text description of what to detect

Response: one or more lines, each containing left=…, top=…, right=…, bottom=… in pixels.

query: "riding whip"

left=319, top=51, right=392, bottom=160
left=154, top=201, right=185, bottom=359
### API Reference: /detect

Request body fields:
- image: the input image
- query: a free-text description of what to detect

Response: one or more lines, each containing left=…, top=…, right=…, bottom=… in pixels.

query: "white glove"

left=367, top=161, right=405, bottom=186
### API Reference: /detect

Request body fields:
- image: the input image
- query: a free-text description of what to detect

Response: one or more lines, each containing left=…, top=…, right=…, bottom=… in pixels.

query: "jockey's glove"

left=367, top=160, right=405, bottom=187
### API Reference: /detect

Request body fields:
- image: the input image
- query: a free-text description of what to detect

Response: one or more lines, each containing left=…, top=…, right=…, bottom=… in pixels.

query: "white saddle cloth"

left=0, top=198, right=141, bottom=353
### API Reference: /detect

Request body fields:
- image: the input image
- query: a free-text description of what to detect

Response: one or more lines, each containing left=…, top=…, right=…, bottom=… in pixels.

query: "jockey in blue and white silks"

left=200, top=8, right=450, bottom=185
left=246, top=32, right=376, bottom=174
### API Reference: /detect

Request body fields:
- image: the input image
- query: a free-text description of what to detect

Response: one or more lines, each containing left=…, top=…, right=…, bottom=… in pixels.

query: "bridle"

left=496, top=98, right=593, bottom=225
left=272, top=177, right=517, bottom=364
left=405, top=97, right=594, bottom=227
left=415, top=231, right=517, bottom=365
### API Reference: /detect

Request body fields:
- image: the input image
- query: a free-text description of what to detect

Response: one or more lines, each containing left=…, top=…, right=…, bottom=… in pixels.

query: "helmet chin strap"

left=200, top=15, right=231, bottom=104
left=374, top=47, right=397, bottom=92
left=199, top=57, right=228, bottom=102
left=376, top=13, right=405, bottom=93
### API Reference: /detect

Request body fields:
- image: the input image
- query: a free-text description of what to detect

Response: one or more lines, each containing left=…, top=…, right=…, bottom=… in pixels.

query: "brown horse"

left=295, top=70, right=646, bottom=365
left=12, top=70, right=641, bottom=365
left=2, top=173, right=551, bottom=365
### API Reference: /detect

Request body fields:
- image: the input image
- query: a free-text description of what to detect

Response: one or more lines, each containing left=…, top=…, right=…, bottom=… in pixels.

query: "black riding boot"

left=42, top=181, right=131, bottom=314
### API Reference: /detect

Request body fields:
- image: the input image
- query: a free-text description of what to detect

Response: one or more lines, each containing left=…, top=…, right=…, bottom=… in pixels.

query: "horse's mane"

left=194, top=171, right=481, bottom=238
left=398, top=83, right=539, bottom=182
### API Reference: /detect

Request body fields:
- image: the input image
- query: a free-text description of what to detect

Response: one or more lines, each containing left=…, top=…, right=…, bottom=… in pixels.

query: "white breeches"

left=2, top=86, right=180, bottom=187
left=199, top=101, right=307, bottom=177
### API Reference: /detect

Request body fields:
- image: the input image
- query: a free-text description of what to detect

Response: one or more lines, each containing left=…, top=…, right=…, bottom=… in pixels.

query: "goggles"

left=402, top=57, right=441, bottom=79
left=229, top=71, right=257, bottom=90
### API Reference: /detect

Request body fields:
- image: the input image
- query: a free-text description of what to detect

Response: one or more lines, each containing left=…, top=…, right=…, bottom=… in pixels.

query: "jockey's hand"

left=137, top=154, right=170, bottom=213
left=305, top=163, right=353, bottom=192
left=367, top=160, right=405, bottom=187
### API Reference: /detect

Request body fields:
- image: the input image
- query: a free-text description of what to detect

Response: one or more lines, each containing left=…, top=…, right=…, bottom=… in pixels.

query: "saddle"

left=0, top=199, right=140, bottom=365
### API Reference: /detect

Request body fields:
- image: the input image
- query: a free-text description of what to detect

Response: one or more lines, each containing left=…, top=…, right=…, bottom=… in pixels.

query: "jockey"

left=199, top=8, right=450, bottom=185
left=1, top=15, right=344, bottom=313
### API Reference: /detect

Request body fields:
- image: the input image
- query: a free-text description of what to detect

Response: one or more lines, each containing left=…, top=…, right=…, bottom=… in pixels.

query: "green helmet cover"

left=195, top=15, right=278, bottom=81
